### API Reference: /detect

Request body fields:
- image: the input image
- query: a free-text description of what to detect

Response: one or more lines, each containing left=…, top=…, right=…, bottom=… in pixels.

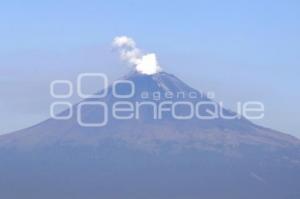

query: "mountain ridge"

left=0, top=71, right=299, bottom=150
left=0, top=71, right=300, bottom=199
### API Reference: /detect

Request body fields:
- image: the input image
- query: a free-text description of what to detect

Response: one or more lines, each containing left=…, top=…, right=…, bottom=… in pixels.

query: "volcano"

left=0, top=71, right=300, bottom=199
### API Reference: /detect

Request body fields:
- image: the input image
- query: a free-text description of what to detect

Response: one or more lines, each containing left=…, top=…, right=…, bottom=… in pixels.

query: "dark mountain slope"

left=0, top=71, right=299, bottom=199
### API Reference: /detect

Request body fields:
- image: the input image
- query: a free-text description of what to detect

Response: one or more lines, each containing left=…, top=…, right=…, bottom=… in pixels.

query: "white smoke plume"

left=113, top=36, right=161, bottom=75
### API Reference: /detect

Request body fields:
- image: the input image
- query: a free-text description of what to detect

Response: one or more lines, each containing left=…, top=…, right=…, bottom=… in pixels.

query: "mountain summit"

left=1, top=71, right=298, bottom=150
left=0, top=71, right=300, bottom=199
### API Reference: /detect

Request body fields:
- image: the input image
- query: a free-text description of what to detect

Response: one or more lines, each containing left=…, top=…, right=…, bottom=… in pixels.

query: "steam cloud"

left=113, top=36, right=161, bottom=75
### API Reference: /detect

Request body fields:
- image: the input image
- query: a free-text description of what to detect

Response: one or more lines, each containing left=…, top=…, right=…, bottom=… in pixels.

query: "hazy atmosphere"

left=1, top=0, right=300, bottom=137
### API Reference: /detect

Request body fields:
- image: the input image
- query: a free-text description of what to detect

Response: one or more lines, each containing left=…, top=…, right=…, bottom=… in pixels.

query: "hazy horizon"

left=1, top=0, right=300, bottom=138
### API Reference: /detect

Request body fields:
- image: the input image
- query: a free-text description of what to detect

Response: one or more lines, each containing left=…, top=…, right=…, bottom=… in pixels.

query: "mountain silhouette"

left=0, top=71, right=300, bottom=199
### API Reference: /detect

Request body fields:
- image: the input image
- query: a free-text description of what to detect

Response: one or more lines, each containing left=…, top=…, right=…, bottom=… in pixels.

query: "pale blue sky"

left=1, top=0, right=300, bottom=137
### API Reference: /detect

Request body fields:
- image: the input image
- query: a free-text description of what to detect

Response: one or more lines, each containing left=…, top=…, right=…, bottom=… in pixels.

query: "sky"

left=0, top=0, right=300, bottom=137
